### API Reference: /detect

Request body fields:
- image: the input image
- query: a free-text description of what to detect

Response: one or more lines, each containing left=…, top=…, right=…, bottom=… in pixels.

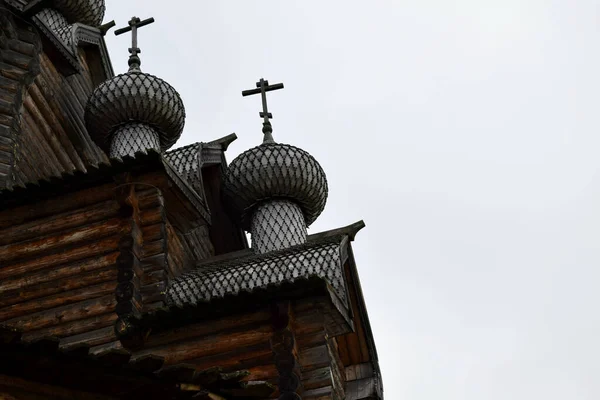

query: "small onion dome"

left=223, top=142, right=328, bottom=230
left=85, top=71, right=186, bottom=153
left=52, top=0, right=106, bottom=26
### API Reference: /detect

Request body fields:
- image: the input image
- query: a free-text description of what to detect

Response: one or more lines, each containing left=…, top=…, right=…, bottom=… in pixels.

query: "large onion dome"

left=52, top=0, right=106, bottom=26
left=85, top=71, right=186, bottom=153
left=222, top=142, right=328, bottom=230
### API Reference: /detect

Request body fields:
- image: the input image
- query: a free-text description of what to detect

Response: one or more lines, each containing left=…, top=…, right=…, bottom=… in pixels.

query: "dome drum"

left=251, top=200, right=307, bottom=254
left=109, top=123, right=160, bottom=158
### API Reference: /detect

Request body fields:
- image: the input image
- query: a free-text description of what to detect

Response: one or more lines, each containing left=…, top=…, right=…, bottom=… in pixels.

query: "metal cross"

left=115, top=16, right=155, bottom=71
left=242, top=78, right=284, bottom=142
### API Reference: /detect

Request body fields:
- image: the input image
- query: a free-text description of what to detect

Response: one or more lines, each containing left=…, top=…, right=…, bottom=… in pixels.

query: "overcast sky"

left=104, top=1, right=600, bottom=398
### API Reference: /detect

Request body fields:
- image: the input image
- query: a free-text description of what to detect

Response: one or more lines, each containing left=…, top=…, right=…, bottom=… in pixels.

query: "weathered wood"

left=343, top=261, right=371, bottom=364
left=132, top=322, right=273, bottom=364
left=5, top=295, right=117, bottom=331
left=0, top=236, right=120, bottom=280
left=59, top=326, right=116, bottom=351
left=144, top=309, right=272, bottom=348
left=0, top=183, right=115, bottom=229
left=0, top=281, right=116, bottom=321
left=0, top=217, right=125, bottom=263
left=185, top=342, right=273, bottom=374
left=0, top=251, right=118, bottom=293
left=139, top=206, right=165, bottom=227
left=21, top=312, right=118, bottom=342
left=0, top=199, right=121, bottom=246
left=298, top=345, right=330, bottom=371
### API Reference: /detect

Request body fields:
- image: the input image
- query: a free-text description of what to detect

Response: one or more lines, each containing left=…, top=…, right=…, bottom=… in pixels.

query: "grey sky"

left=105, top=1, right=600, bottom=398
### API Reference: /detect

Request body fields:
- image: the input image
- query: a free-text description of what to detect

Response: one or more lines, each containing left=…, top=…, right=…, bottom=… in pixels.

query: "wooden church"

left=0, top=1, right=382, bottom=398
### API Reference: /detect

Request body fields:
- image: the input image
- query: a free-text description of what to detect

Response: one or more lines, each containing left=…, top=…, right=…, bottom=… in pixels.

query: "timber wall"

left=0, top=183, right=123, bottom=345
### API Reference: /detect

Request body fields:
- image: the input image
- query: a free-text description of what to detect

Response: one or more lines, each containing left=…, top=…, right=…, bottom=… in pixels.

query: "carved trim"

left=73, top=22, right=113, bottom=78
left=31, top=12, right=80, bottom=75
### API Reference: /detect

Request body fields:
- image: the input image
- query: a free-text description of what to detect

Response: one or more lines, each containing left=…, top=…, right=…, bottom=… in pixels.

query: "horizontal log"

left=298, top=345, right=331, bottom=371
left=302, top=366, right=332, bottom=390
left=21, top=312, right=118, bottom=343
left=0, top=280, right=116, bottom=321
left=5, top=295, right=117, bottom=331
left=141, top=223, right=164, bottom=242
left=139, top=206, right=164, bottom=227
left=0, top=183, right=116, bottom=229
left=185, top=342, right=273, bottom=374
left=296, top=330, right=327, bottom=349
left=142, top=239, right=165, bottom=258
left=59, top=326, right=116, bottom=351
left=0, top=199, right=121, bottom=246
left=303, top=385, right=333, bottom=399
left=89, top=340, right=123, bottom=357
left=144, top=309, right=271, bottom=348
left=137, top=188, right=164, bottom=210
left=0, top=218, right=125, bottom=263
left=244, top=364, right=279, bottom=383
left=0, top=236, right=121, bottom=281
left=132, top=322, right=273, bottom=364
left=0, top=251, right=118, bottom=293
left=141, top=253, right=166, bottom=273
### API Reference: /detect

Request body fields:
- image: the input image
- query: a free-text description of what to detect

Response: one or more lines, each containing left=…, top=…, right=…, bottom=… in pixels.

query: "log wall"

left=0, top=4, right=109, bottom=190
left=15, top=50, right=108, bottom=186
left=0, top=9, right=42, bottom=189
left=0, top=183, right=123, bottom=345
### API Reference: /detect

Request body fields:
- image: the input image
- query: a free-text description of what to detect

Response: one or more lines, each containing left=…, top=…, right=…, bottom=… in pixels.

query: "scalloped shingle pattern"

left=109, top=123, right=160, bottom=158
left=85, top=72, right=186, bottom=152
left=165, top=239, right=346, bottom=307
left=223, top=143, right=328, bottom=230
left=53, top=0, right=105, bottom=26
left=37, top=8, right=73, bottom=45
left=251, top=200, right=307, bottom=254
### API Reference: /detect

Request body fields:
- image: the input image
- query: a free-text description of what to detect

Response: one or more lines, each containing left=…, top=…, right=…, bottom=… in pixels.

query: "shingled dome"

left=85, top=71, right=186, bottom=153
left=223, top=142, right=328, bottom=230
left=52, top=0, right=106, bottom=26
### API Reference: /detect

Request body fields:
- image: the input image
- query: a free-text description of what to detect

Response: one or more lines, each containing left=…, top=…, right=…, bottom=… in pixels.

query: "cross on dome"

left=242, top=78, right=284, bottom=143
left=115, top=16, right=155, bottom=71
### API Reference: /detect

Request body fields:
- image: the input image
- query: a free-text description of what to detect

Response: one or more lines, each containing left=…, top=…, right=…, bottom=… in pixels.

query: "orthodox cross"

left=115, top=16, right=155, bottom=71
left=242, top=78, right=284, bottom=143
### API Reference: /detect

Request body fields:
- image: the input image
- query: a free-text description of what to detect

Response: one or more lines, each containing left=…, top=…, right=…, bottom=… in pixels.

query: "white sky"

left=105, top=1, right=600, bottom=398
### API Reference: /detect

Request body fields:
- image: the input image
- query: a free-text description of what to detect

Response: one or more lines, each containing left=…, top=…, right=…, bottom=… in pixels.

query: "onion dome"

left=223, top=142, right=328, bottom=230
left=52, top=0, right=106, bottom=26
left=84, top=17, right=185, bottom=158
